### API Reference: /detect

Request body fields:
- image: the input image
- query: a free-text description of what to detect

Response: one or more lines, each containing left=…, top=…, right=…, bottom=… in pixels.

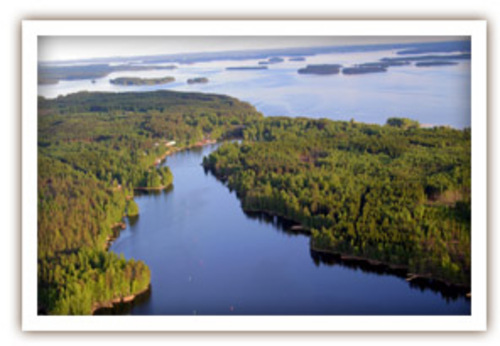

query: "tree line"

left=204, top=116, right=471, bottom=286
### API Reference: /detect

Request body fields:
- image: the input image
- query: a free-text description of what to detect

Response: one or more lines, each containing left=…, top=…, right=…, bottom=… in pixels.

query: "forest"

left=203, top=116, right=471, bottom=286
left=38, top=90, right=263, bottom=314
left=38, top=88, right=471, bottom=314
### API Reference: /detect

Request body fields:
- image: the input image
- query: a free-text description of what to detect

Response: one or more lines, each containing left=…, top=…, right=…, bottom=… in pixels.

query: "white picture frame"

left=22, top=20, right=487, bottom=331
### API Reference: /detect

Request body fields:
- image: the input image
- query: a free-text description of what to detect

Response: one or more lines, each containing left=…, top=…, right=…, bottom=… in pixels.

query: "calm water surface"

left=39, top=50, right=471, bottom=128
left=109, top=144, right=471, bottom=315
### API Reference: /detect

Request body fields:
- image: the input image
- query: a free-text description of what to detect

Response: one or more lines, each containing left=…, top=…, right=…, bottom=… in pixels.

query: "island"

left=38, top=63, right=177, bottom=85
left=342, top=66, right=387, bottom=75
left=380, top=53, right=470, bottom=64
left=289, top=57, right=306, bottom=62
left=359, top=61, right=410, bottom=68
left=109, top=76, right=176, bottom=86
left=297, top=64, right=342, bottom=75
left=268, top=57, right=284, bottom=64
left=187, top=77, right=209, bottom=84
left=415, top=61, right=458, bottom=67
left=226, top=66, right=268, bottom=71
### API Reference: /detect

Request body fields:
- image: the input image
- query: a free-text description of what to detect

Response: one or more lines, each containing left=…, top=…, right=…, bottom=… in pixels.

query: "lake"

left=108, top=143, right=471, bottom=315
left=38, top=50, right=471, bottom=128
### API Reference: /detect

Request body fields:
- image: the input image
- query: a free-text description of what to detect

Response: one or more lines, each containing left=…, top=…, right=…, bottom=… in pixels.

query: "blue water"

left=109, top=144, right=471, bottom=315
left=38, top=50, right=471, bottom=128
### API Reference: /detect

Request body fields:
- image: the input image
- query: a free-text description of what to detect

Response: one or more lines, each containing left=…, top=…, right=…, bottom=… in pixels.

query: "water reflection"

left=208, top=163, right=471, bottom=303
left=310, top=250, right=469, bottom=302
left=106, top=144, right=470, bottom=315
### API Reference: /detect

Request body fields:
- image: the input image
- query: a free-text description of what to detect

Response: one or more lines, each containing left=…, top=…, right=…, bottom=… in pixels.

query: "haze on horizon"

left=38, top=36, right=468, bottom=63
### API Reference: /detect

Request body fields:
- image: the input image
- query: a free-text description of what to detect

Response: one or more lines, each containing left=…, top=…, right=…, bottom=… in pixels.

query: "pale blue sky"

left=38, top=36, right=467, bottom=62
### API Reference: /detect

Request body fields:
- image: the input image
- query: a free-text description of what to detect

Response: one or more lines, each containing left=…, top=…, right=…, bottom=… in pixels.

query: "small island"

left=187, top=77, right=209, bottom=84
left=258, top=57, right=284, bottom=65
left=289, top=57, right=306, bottom=62
left=268, top=57, right=284, bottom=64
left=342, top=66, right=387, bottom=75
left=226, top=66, right=268, bottom=71
left=415, top=61, right=458, bottom=67
left=359, top=61, right=410, bottom=68
left=380, top=53, right=470, bottom=63
left=109, top=76, right=176, bottom=86
left=38, top=63, right=177, bottom=85
left=297, top=64, right=342, bottom=75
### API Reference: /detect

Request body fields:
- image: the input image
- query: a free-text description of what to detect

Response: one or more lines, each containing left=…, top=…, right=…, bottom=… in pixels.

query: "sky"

left=38, top=36, right=467, bottom=62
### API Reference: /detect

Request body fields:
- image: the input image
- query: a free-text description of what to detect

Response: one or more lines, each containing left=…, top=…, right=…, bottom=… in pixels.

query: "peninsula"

left=204, top=116, right=471, bottom=289
left=37, top=90, right=263, bottom=315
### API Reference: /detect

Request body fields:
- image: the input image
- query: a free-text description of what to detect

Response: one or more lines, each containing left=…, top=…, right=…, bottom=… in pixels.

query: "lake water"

left=38, top=50, right=471, bottom=128
left=108, top=144, right=471, bottom=315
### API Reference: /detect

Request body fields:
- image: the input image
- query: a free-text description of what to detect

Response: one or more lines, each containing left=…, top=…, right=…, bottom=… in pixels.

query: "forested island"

left=342, top=66, right=387, bottom=75
left=109, top=76, right=176, bottom=86
left=226, top=66, right=268, bottom=71
left=187, top=77, right=209, bottom=84
left=297, top=64, right=342, bottom=75
left=38, top=64, right=177, bottom=85
left=37, top=90, right=262, bottom=314
left=380, top=53, right=470, bottom=64
left=359, top=61, right=410, bottom=68
left=204, top=116, right=471, bottom=288
left=416, top=61, right=458, bottom=67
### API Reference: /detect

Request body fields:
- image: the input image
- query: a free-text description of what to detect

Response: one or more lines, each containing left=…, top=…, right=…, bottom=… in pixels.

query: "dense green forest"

left=203, top=117, right=471, bottom=286
left=38, top=90, right=262, bottom=314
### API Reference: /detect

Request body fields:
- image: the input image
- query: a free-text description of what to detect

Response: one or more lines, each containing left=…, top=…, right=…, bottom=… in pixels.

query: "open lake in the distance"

left=39, top=50, right=471, bottom=128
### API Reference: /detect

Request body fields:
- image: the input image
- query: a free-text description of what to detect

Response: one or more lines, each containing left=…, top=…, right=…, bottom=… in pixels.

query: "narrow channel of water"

left=108, top=144, right=471, bottom=315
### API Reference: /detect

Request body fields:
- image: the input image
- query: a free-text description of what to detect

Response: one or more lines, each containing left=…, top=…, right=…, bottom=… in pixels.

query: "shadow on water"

left=310, top=250, right=470, bottom=302
left=134, top=184, right=174, bottom=197
left=243, top=209, right=469, bottom=302
left=204, top=161, right=469, bottom=302
left=243, top=210, right=307, bottom=237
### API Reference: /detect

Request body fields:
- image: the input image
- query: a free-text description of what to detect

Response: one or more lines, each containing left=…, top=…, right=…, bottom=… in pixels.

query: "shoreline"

left=214, top=191, right=471, bottom=297
left=99, top=139, right=221, bottom=314
left=91, top=284, right=151, bottom=315
left=310, top=245, right=470, bottom=296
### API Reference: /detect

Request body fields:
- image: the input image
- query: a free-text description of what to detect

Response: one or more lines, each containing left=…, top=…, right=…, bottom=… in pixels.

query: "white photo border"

left=22, top=20, right=487, bottom=331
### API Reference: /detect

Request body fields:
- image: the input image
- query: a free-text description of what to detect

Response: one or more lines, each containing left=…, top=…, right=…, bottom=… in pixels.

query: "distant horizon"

left=38, top=36, right=469, bottom=63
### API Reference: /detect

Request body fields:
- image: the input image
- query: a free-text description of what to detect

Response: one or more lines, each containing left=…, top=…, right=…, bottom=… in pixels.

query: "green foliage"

left=205, top=117, right=471, bottom=286
left=127, top=200, right=139, bottom=217
left=38, top=248, right=150, bottom=315
left=109, top=76, right=175, bottom=86
left=386, top=117, right=420, bottom=130
left=38, top=90, right=263, bottom=314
